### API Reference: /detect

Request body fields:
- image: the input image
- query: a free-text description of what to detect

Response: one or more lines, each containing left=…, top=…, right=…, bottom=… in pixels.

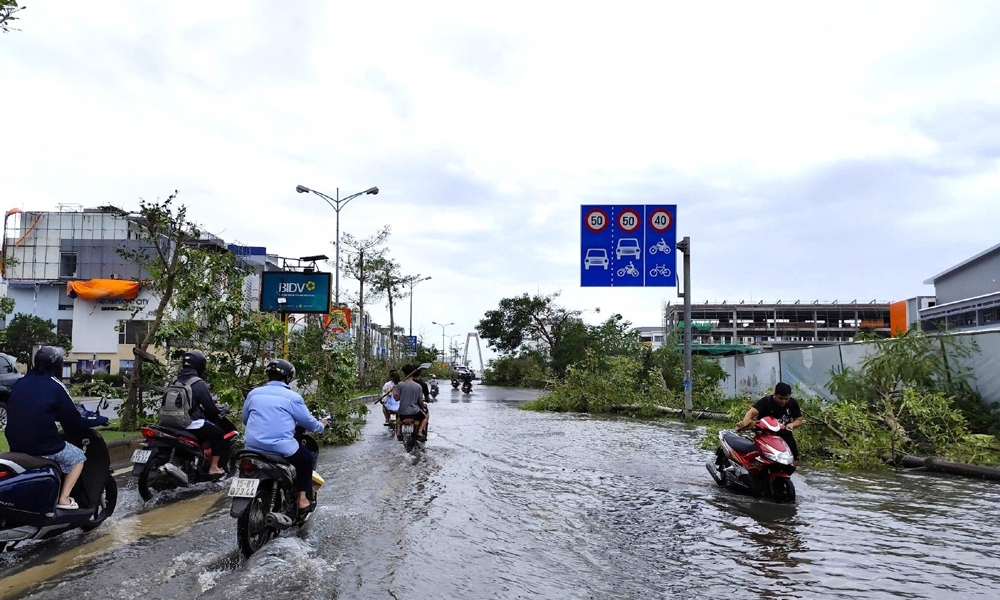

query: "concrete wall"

left=717, top=332, right=998, bottom=407
left=935, top=251, right=1000, bottom=305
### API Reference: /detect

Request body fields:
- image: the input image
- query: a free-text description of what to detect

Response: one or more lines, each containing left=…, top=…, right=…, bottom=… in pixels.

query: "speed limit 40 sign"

left=580, top=205, right=677, bottom=288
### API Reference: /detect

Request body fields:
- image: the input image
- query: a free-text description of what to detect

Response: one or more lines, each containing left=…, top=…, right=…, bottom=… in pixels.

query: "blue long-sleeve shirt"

left=242, top=381, right=324, bottom=456
left=5, top=372, right=106, bottom=455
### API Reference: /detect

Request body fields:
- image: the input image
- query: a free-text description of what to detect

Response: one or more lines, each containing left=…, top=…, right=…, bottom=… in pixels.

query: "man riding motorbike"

left=736, top=382, right=803, bottom=463
left=381, top=370, right=400, bottom=425
left=396, top=364, right=429, bottom=442
left=4, top=346, right=108, bottom=510
left=243, top=359, right=328, bottom=512
left=167, top=350, right=228, bottom=477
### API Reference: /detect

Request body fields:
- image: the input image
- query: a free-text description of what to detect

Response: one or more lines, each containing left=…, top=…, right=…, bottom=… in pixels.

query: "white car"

left=616, top=238, right=641, bottom=260
left=584, top=248, right=609, bottom=270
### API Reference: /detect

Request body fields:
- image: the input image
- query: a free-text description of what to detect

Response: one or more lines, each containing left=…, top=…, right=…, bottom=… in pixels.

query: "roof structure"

left=924, top=241, right=1000, bottom=284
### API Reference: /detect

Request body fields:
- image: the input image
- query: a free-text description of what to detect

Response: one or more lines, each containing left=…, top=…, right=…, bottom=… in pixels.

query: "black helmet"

left=182, top=350, right=207, bottom=376
left=33, top=346, right=65, bottom=376
left=265, top=359, right=296, bottom=383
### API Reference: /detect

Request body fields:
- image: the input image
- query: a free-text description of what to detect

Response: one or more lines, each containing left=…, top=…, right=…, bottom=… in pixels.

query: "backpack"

left=156, top=376, right=202, bottom=429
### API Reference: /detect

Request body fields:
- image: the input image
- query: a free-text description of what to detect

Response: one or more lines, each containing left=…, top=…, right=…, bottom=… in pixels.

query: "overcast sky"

left=3, top=1, right=1000, bottom=360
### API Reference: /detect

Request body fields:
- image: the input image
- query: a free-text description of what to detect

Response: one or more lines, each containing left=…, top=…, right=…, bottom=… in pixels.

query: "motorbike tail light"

left=240, top=457, right=257, bottom=477
left=179, top=436, right=201, bottom=449
left=140, top=427, right=157, bottom=439
left=0, top=469, right=10, bottom=480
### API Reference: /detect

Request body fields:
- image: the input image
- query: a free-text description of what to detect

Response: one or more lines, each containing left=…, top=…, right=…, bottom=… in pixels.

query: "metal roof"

left=924, top=241, right=1000, bottom=285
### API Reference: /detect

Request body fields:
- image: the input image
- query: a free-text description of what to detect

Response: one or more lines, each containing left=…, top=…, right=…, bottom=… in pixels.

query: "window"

left=57, top=319, right=73, bottom=338
left=58, top=298, right=74, bottom=311
left=118, top=320, right=149, bottom=345
left=119, top=359, right=135, bottom=376
left=60, top=252, right=78, bottom=278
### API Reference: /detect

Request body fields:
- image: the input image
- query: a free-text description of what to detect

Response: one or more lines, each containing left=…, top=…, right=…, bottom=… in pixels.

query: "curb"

left=106, top=436, right=144, bottom=470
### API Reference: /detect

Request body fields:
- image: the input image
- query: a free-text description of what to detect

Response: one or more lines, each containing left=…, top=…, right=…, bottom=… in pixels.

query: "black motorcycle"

left=429, top=383, right=439, bottom=400
left=398, top=415, right=425, bottom=453
left=132, top=408, right=240, bottom=501
left=451, top=378, right=459, bottom=389
left=462, top=381, right=473, bottom=394
left=229, top=430, right=320, bottom=557
left=0, top=428, right=117, bottom=551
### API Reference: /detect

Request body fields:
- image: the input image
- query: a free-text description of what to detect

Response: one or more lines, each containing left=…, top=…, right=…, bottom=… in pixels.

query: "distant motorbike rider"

left=171, top=350, right=228, bottom=477
left=243, top=359, right=328, bottom=511
left=461, top=371, right=473, bottom=389
left=396, top=364, right=429, bottom=441
left=381, top=370, right=401, bottom=424
left=4, top=346, right=108, bottom=510
left=737, top=382, right=803, bottom=462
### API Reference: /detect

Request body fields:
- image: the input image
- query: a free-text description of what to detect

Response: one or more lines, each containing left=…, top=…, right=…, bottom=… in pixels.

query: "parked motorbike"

left=132, top=407, right=240, bottom=501
left=462, top=381, right=473, bottom=394
left=228, top=430, right=323, bottom=557
left=707, top=416, right=796, bottom=503
left=0, top=427, right=117, bottom=551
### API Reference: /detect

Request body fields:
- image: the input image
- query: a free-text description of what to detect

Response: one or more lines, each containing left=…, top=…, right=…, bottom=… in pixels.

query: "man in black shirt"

left=737, top=382, right=803, bottom=462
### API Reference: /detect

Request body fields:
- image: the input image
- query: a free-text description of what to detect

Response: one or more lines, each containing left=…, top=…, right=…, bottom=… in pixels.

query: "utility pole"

left=677, top=236, right=692, bottom=420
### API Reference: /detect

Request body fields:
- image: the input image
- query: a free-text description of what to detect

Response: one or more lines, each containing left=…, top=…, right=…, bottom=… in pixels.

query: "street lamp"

left=406, top=275, right=432, bottom=337
left=296, top=184, right=379, bottom=305
left=431, top=321, right=454, bottom=364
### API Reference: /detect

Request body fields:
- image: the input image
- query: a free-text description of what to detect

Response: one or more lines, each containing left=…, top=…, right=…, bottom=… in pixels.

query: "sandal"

left=57, top=498, right=79, bottom=510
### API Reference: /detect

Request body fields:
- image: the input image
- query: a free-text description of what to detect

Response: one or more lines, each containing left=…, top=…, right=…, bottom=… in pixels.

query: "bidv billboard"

left=260, top=272, right=332, bottom=313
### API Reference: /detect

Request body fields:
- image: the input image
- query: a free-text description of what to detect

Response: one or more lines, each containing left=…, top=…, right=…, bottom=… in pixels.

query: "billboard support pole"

left=282, top=312, right=289, bottom=360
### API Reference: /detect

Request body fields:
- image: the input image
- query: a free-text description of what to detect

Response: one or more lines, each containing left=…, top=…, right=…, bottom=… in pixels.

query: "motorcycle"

left=398, top=415, right=426, bottom=453
left=228, top=429, right=323, bottom=557
left=430, top=383, right=439, bottom=400
left=451, top=377, right=460, bottom=389
left=132, top=406, right=240, bottom=501
left=0, top=427, right=117, bottom=550
left=616, top=261, right=640, bottom=277
left=461, top=381, right=473, bottom=394
left=707, top=416, right=796, bottom=503
left=649, top=238, right=672, bottom=255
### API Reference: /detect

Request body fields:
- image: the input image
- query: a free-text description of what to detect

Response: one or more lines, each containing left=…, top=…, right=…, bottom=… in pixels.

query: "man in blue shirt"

left=243, top=359, right=327, bottom=511
left=4, top=347, right=108, bottom=510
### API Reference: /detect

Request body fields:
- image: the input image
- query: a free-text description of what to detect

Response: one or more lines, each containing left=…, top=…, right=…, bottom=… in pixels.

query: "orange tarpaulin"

left=66, top=279, right=140, bottom=301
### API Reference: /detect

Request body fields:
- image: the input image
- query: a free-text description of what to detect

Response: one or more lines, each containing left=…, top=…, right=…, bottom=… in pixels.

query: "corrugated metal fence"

left=716, top=330, right=1000, bottom=407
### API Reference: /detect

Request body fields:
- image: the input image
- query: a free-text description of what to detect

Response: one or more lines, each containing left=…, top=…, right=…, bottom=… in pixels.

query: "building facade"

left=2, top=207, right=277, bottom=373
left=920, top=242, right=1000, bottom=332
left=664, top=301, right=891, bottom=349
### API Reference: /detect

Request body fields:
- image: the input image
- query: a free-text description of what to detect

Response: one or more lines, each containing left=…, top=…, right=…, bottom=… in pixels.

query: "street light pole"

left=406, top=275, right=432, bottom=337
left=431, top=321, right=454, bottom=364
left=296, top=184, right=379, bottom=305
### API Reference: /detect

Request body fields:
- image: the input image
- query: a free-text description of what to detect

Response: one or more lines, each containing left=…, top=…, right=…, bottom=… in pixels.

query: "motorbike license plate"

left=228, top=477, right=260, bottom=498
left=131, top=449, right=152, bottom=464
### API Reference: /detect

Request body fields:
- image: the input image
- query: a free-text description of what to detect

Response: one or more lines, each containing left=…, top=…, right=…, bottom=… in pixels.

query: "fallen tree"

left=883, top=453, right=1000, bottom=481
left=611, top=404, right=730, bottom=422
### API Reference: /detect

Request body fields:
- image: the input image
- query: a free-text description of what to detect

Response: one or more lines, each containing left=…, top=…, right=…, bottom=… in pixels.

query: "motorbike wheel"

left=137, top=453, right=173, bottom=501
left=237, top=481, right=278, bottom=558
left=770, top=478, right=796, bottom=503
left=80, top=476, right=118, bottom=531
left=0, top=403, right=6, bottom=431
left=713, top=450, right=728, bottom=487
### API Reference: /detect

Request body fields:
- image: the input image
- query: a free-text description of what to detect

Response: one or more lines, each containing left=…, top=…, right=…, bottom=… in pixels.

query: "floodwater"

left=2, top=385, right=1000, bottom=599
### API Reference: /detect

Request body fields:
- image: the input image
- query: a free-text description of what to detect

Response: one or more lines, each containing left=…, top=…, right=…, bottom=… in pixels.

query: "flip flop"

left=57, top=498, right=79, bottom=510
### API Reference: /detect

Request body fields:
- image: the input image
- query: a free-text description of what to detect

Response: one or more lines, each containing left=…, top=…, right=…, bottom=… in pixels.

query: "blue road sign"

left=581, top=205, right=677, bottom=287
left=403, top=335, right=418, bottom=356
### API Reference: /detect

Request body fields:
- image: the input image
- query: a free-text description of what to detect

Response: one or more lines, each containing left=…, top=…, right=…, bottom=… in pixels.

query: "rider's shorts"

left=42, top=442, right=87, bottom=474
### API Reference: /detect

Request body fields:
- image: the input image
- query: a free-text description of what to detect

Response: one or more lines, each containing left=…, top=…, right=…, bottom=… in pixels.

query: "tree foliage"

left=288, top=318, right=366, bottom=445
left=0, top=0, right=25, bottom=34
left=1, top=313, right=71, bottom=364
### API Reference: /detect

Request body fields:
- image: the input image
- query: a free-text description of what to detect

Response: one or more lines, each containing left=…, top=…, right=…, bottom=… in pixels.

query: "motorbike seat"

left=723, top=432, right=758, bottom=455
left=0, top=452, right=61, bottom=474
left=236, top=449, right=290, bottom=465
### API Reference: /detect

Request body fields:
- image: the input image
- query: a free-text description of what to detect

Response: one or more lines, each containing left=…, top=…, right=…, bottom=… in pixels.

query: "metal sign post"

left=678, top=237, right=692, bottom=421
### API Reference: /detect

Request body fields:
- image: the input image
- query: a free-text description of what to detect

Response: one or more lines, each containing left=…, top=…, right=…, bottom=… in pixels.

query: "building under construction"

left=664, top=300, right=891, bottom=349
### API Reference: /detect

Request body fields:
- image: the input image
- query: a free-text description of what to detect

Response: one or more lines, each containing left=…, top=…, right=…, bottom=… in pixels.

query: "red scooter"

left=707, top=416, right=796, bottom=503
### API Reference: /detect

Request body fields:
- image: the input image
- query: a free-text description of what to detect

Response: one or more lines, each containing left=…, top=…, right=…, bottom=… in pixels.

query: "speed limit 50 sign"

left=580, top=205, right=677, bottom=288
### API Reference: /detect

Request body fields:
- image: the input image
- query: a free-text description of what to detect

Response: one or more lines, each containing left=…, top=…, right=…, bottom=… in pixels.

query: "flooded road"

left=3, top=385, right=1000, bottom=599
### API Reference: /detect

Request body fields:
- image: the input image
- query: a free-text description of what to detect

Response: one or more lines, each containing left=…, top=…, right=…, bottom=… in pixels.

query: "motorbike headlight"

left=760, top=443, right=794, bottom=465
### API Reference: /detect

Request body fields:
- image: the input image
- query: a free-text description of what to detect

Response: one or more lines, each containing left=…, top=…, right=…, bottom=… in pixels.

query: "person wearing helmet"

left=243, top=359, right=328, bottom=512
left=4, top=347, right=108, bottom=510
left=174, top=350, right=227, bottom=477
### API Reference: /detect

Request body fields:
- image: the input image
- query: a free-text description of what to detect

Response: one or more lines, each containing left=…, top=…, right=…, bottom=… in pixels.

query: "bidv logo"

left=278, top=280, right=317, bottom=294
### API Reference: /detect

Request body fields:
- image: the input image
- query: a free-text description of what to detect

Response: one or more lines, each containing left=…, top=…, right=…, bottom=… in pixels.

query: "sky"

left=3, top=1, right=1000, bottom=362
